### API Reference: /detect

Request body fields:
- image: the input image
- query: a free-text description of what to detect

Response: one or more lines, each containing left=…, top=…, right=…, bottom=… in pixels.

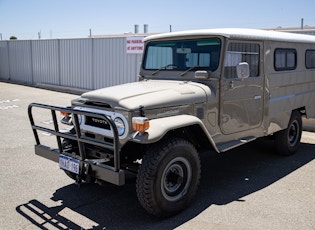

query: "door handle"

left=254, top=95, right=262, bottom=100
left=229, top=81, right=234, bottom=88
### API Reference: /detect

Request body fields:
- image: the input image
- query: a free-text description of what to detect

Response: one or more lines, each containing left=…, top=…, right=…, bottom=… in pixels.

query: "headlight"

left=114, top=117, right=125, bottom=136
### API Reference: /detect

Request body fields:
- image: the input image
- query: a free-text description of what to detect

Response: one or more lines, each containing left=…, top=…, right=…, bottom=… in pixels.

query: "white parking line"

left=0, top=99, right=20, bottom=110
left=0, top=105, right=19, bottom=110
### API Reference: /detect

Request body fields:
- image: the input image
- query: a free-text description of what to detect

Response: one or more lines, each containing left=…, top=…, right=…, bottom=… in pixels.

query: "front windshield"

left=143, top=38, right=221, bottom=74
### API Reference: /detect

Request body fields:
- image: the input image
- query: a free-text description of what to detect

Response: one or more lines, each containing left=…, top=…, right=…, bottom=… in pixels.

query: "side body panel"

left=264, top=40, right=315, bottom=134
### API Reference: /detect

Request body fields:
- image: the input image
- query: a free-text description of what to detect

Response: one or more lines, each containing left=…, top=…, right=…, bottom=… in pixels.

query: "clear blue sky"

left=1, top=0, right=314, bottom=40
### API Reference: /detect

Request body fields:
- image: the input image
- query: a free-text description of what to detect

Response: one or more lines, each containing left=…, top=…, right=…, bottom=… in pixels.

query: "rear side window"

left=274, top=48, right=297, bottom=71
left=306, top=50, right=315, bottom=69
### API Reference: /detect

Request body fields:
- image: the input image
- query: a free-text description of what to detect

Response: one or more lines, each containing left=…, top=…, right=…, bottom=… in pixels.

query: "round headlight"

left=114, top=117, right=125, bottom=136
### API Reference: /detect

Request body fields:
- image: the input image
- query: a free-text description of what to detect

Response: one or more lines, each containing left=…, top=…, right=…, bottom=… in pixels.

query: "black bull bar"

left=28, top=103, right=125, bottom=185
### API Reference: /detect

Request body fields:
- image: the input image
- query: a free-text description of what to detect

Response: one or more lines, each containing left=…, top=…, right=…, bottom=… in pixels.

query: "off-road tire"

left=136, top=138, right=201, bottom=217
left=274, top=111, right=302, bottom=155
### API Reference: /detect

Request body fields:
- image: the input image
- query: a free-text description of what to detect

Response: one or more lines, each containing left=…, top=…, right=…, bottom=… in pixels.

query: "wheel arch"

left=130, top=115, right=219, bottom=153
left=163, top=124, right=215, bottom=151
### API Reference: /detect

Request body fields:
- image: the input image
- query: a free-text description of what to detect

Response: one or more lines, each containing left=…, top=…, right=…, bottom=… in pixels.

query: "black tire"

left=274, top=111, right=302, bottom=155
left=136, top=138, right=201, bottom=217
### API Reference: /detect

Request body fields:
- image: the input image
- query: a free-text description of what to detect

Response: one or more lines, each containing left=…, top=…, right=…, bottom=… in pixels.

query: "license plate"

left=59, top=155, right=80, bottom=174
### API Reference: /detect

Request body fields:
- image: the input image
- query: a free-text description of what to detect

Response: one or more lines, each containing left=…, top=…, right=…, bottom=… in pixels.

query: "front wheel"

left=274, top=111, right=302, bottom=155
left=136, top=138, right=201, bottom=217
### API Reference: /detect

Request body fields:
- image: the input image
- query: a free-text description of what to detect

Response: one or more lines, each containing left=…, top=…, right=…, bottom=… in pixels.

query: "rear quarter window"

left=305, top=50, right=315, bottom=69
left=274, top=48, right=297, bottom=71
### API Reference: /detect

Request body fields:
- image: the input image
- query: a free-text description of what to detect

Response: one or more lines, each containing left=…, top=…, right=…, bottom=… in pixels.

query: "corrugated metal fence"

left=0, top=37, right=144, bottom=90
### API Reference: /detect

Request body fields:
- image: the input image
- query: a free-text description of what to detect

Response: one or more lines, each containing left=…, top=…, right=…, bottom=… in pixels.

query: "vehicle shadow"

left=16, top=138, right=315, bottom=230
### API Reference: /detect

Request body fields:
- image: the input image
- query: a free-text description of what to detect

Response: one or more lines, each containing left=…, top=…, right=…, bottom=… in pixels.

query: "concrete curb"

left=35, top=83, right=89, bottom=95
left=0, top=80, right=89, bottom=96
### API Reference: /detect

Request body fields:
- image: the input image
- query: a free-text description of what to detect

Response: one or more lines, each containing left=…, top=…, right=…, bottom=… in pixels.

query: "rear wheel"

left=274, top=111, right=302, bottom=155
left=136, top=138, right=201, bottom=217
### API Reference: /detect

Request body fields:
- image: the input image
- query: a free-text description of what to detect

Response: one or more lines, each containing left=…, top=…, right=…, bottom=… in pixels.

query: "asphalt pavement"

left=0, top=82, right=314, bottom=230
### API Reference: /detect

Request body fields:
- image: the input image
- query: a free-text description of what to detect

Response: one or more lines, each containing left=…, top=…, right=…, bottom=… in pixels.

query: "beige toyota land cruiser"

left=29, top=28, right=315, bottom=217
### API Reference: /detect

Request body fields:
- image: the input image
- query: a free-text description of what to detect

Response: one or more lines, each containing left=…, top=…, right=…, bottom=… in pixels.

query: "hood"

left=81, top=80, right=209, bottom=110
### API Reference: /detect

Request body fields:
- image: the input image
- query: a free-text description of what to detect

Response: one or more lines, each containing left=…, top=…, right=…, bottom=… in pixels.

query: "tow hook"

left=75, top=175, right=83, bottom=188
left=75, top=162, right=91, bottom=187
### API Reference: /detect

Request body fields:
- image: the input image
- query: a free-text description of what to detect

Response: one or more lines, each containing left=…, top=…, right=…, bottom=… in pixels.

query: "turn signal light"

left=132, top=117, right=150, bottom=132
left=60, top=111, right=69, bottom=117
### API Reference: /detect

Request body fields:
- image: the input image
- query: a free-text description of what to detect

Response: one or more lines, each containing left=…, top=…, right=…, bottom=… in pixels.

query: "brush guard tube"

left=28, top=103, right=125, bottom=186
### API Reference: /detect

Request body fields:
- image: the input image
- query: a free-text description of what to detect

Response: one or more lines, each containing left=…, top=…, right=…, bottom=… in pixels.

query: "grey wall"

left=0, top=37, right=143, bottom=90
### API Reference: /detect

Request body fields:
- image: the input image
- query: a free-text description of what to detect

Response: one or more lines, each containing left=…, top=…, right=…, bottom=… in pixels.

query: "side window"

left=274, top=48, right=297, bottom=71
left=306, top=50, right=315, bottom=69
left=224, top=42, right=260, bottom=78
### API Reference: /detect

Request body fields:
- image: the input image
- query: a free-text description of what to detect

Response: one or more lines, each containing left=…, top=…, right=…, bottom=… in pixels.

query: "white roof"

left=143, top=28, right=315, bottom=43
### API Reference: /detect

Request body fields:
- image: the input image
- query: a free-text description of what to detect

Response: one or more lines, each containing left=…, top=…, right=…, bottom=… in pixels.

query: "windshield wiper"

left=180, top=65, right=209, bottom=76
left=152, top=64, right=177, bottom=75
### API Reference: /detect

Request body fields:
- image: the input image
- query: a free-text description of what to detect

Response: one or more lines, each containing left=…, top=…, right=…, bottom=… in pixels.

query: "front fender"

left=130, top=115, right=219, bottom=152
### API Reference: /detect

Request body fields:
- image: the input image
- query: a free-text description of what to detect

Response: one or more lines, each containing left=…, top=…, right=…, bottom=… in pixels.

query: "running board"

left=217, top=136, right=256, bottom=152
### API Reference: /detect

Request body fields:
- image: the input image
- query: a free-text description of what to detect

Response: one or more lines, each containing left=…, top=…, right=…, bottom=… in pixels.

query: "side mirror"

left=236, top=62, right=250, bottom=79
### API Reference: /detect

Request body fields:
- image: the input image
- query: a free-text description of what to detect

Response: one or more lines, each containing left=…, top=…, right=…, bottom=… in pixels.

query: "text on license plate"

left=59, top=155, right=80, bottom=174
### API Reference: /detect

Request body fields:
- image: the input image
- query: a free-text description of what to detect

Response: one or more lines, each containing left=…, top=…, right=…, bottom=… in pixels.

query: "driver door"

left=220, top=41, right=264, bottom=134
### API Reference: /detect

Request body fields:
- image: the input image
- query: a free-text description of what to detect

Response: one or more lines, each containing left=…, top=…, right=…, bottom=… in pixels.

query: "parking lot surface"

left=0, top=82, right=314, bottom=230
